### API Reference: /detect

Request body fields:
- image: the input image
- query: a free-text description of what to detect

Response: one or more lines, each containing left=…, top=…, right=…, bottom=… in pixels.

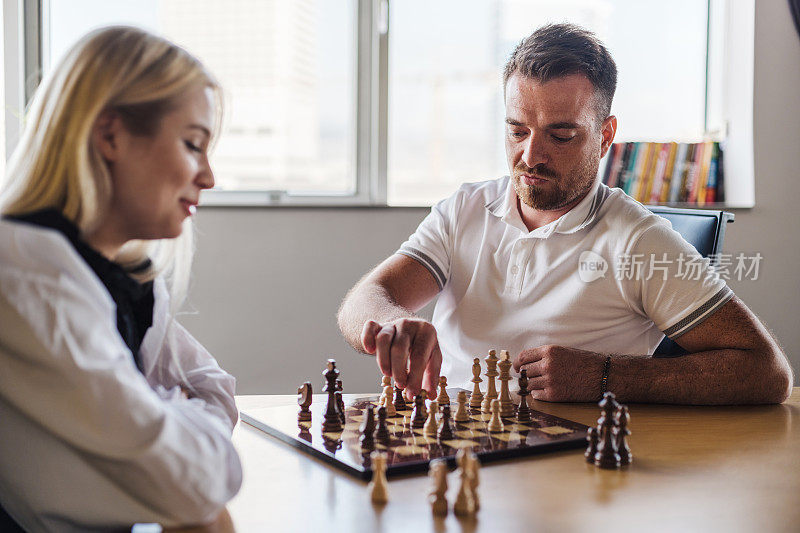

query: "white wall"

left=181, top=0, right=800, bottom=394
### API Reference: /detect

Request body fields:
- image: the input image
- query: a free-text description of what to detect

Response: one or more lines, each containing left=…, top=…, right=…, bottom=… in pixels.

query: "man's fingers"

left=513, top=348, right=544, bottom=372
left=390, top=328, right=411, bottom=389
left=374, top=324, right=396, bottom=378
left=361, top=320, right=381, bottom=355
left=421, top=344, right=443, bottom=399
left=524, top=373, right=546, bottom=391
left=406, top=334, right=437, bottom=398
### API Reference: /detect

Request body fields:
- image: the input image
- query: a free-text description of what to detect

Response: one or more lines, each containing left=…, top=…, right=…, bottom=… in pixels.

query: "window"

left=388, top=0, right=710, bottom=205
left=5, top=0, right=754, bottom=207
left=45, top=0, right=357, bottom=201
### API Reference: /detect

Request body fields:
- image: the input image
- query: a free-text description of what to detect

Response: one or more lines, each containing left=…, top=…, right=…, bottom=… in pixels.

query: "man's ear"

left=600, top=115, right=617, bottom=158
left=92, top=109, right=124, bottom=162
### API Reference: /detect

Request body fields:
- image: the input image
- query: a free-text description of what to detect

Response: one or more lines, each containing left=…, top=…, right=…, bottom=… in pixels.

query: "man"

left=337, top=24, right=793, bottom=405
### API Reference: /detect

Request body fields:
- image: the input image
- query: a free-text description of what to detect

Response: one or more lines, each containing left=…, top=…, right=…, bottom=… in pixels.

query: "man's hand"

left=513, top=345, right=606, bottom=402
left=361, top=318, right=442, bottom=400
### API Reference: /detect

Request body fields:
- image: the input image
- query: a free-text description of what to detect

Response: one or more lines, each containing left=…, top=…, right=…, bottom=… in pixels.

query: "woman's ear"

left=92, top=110, right=123, bottom=162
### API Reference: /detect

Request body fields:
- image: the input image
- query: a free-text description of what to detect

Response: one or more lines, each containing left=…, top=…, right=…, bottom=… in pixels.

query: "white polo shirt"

left=397, top=176, right=732, bottom=389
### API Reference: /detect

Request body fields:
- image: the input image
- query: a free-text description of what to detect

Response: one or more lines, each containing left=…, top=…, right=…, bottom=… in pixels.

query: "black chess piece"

left=593, top=392, right=621, bottom=469
left=297, top=381, right=312, bottom=423
left=393, top=386, right=407, bottom=411
left=584, top=426, right=598, bottom=463
left=437, top=404, right=454, bottom=440
left=336, top=379, right=346, bottom=425
left=359, top=405, right=376, bottom=450
left=375, top=406, right=390, bottom=443
left=411, top=393, right=426, bottom=428
left=615, top=405, right=632, bottom=466
left=517, top=369, right=532, bottom=423
left=322, top=359, right=343, bottom=432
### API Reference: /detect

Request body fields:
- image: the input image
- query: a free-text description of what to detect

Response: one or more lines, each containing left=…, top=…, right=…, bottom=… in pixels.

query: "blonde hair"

left=0, top=25, right=221, bottom=306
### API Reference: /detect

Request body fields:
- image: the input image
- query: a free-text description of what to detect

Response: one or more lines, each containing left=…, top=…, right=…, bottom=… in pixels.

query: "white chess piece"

left=454, top=390, right=471, bottom=422
left=382, top=386, right=396, bottom=417
left=453, top=450, right=475, bottom=516
left=423, top=400, right=440, bottom=436
left=487, top=399, right=504, bottom=432
left=428, top=459, right=448, bottom=516
left=368, top=451, right=389, bottom=504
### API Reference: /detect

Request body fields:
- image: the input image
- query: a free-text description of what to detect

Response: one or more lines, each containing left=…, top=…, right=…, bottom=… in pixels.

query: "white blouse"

left=0, top=219, right=242, bottom=532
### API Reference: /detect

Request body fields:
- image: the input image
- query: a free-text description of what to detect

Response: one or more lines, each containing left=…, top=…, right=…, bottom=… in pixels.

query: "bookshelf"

left=597, top=140, right=751, bottom=209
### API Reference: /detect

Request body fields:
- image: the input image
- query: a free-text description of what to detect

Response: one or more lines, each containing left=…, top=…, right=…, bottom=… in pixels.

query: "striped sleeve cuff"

left=662, top=286, right=734, bottom=339
left=396, top=246, right=447, bottom=290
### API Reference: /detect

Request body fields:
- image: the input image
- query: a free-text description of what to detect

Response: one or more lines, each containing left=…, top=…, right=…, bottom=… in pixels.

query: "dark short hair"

left=502, top=23, right=617, bottom=123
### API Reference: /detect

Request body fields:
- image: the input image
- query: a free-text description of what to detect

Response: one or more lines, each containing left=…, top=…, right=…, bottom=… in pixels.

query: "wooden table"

left=227, top=389, right=800, bottom=532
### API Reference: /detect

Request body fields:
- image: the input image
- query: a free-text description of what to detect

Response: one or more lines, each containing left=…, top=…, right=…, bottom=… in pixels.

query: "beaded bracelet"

left=600, top=355, right=612, bottom=395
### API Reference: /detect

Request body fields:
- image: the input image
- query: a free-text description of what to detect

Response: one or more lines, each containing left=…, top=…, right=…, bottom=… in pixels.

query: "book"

left=632, top=142, right=656, bottom=201
left=620, top=142, right=641, bottom=194
left=687, top=141, right=708, bottom=204
left=656, top=142, right=679, bottom=203
left=646, top=143, right=671, bottom=204
left=696, top=140, right=714, bottom=206
left=667, top=142, right=689, bottom=203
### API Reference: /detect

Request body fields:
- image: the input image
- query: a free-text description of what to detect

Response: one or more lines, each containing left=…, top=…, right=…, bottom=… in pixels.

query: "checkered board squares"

left=241, top=389, right=590, bottom=479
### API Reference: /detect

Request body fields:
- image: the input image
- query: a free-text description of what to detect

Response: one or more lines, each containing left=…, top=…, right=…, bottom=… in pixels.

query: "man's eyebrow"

left=187, top=124, right=211, bottom=137
left=546, top=121, right=581, bottom=130
left=505, top=118, right=525, bottom=127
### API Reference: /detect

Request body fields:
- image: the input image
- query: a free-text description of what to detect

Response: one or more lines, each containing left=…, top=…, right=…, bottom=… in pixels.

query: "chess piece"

left=382, top=386, right=397, bottom=417
left=437, top=404, right=454, bottom=440
left=336, top=379, right=346, bottom=424
left=487, top=399, right=504, bottom=432
left=469, top=358, right=484, bottom=410
left=359, top=405, right=376, bottom=450
left=481, top=350, right=499, bottom=412
left=584, top=426, right=599, bottom=463
left=322, top=360, right=343, bottom=432
left=378, top=375, right=391, bottom=405
left=616, top=405, right=632, bottom=466
left=453, top=450, right=475, bottom=516
left=428, top=458, right=448, bottom=516
left=375, top=406, right=390, bottom=444
left=393, top=386, right=407, bottom=411
left=368, top=451, right=389, bottom=504
left=497, top=350, right=515, bottom=417
left=516, top=369, right=532, bottom=423
left=454, top=390, right=471, bottom=423
left=594, top=393, right=621, bottom=469
left=424, top=400, right=440, bottom=436
left=411, top=394, right=426, bottom=428
left=297, top=381, right=312, bottom=422
left=419, top=389, right=428, bottom=419
left=467, top=451, right=481, bottom=511
left=436, top=376, right=450, bottom=406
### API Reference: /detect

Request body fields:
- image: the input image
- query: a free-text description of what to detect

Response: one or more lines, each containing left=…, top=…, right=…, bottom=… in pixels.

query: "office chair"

left=646, top=206, right=735, bottom=357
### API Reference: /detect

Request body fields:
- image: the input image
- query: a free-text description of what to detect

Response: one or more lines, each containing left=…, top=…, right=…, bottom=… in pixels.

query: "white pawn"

left=467, top=451, right=481, bottom=511
left=428, top=458, right=448, bottom=516
left=368, top=451, right=389, bottom=504
left=423, top=400, right=440, bottom=436
left=454, top=390, right=471, bottom=423
left=382, top=386, right=396, bottom=417
left=453, top=450, right=475, bottom=516
left=487, top=399, right=504, bottom=433
left=378, top=375, right=391, bottom=404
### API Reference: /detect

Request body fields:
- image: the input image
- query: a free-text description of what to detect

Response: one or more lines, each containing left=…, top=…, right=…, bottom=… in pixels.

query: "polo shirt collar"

left=486, top=176, right=605, bottom=236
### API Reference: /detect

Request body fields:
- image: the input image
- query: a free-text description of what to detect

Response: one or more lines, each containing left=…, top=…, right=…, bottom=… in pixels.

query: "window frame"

left=3, top=0, right=754, bottom=208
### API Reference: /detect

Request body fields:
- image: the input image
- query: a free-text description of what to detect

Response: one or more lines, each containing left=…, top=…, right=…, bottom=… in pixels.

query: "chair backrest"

left=646, top=206, right=735, bottom=356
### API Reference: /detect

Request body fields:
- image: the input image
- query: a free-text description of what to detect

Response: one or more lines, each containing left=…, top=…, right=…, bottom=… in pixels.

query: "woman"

left=0, top=27, right=242, bottom=531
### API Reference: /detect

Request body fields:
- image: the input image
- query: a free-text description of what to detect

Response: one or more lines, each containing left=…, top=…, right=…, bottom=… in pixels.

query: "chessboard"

left=240, top=388, right=590, bottom=480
